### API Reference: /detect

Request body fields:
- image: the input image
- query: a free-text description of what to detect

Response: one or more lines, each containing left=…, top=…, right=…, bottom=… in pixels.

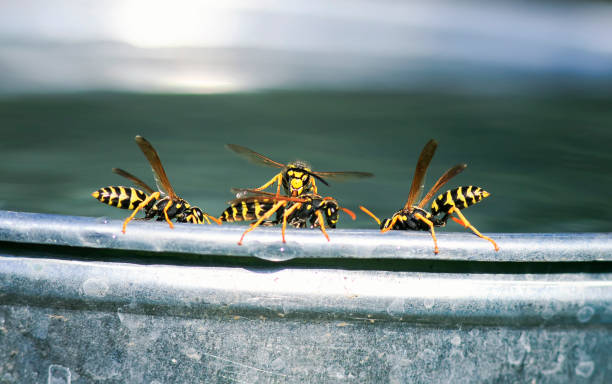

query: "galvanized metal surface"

left=1, top=210, right=611, bottom=383
left=1, top=210, right=611, bottom=262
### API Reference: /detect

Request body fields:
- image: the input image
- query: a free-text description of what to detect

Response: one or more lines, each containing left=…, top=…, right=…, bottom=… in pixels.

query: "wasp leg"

left=162, top=201, right=175, bottom=229
left=414, top=212, right=439, bottom=254
left=281, top=203, right=302, bottom=243
left=122, top=192, right=160, bottom=234
left=311, top=178, right=318, bottom=195
left=254, top=173, right=283, bottom=196
left=207, top=214, right=222, bottom=225
left=448, top=207, right=499, bottom=251
left=381, top=215, right=400, bottom=233
left=359, top=206, right=382, bottom=226
left=315, top=210, right=330, bottom=242
left=238, top=201, right=286, bottom=245
left=449, top=215, right=465, bottom=227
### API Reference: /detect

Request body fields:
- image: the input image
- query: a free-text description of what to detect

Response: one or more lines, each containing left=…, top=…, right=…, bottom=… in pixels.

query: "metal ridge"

left=1, top=210, right=611, bottom=262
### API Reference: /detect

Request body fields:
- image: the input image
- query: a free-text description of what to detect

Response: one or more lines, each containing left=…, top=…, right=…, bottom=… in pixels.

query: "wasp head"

left=284, top=161, right=314, bottom=196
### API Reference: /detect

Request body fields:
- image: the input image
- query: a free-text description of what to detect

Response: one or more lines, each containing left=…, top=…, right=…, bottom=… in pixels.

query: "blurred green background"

left=1, top=91, right=611, bottom=232
left=1, top=1, right=612, bottom=233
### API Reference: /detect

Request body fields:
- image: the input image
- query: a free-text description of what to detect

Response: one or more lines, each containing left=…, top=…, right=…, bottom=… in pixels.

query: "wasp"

left=226, top=144, right=373, bottom=197
left=91, top=135, right=221, bottom=233
left=92, top=168, right=215, bottom=226
left=220, top=189, right=355, bottom=245
left=359, top=139, right=498, bottom=254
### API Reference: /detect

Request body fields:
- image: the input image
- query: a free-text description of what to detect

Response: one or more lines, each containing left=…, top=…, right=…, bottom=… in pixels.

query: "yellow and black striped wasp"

left=220, top=189, right=355, bottom=245
left=92, top=135, right=220, bottom=233
left=359, top=139, right=498, bottom=254
left=226, top=144, right=374, bottom=197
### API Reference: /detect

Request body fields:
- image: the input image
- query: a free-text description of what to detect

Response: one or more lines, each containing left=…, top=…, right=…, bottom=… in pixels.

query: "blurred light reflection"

left=0, top=0, right=611, bottom=93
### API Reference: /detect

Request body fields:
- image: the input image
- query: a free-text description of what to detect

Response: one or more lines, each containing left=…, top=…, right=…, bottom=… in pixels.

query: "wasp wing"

left=135, top=135, right=177, bottom=199
left=226, top=144, right=286, bottom=169
left=404, top=139, right=437, bottom=210
left=417, top=163, right=467, bottom=208
left=112, top=168, right=155, bottom=194
left=228, top=188, right=307, bottom=205
left=313, top=171, right=374, bottom=180
left=311, top=170, right=373, bottom=187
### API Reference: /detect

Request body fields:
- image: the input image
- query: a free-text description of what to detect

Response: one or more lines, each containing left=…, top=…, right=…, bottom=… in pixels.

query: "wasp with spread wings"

left=226, top=144, right=373, bottom=197
left=359, top=139, right=498, bottom=254
left=92, top=135, right=220, bottom=233
left=220, top=189, right=355, bottom=245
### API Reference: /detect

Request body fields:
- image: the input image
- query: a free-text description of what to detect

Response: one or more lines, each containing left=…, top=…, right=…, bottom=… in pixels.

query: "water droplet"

left=577, top=306, right=595, bottom=323
left=48, top=364, right=71, bottom=384
left=82, top=278, right=109, bottom=297
left=451, top=335, right=461, bottom=346
left=575, top=361, right=595, bottom=378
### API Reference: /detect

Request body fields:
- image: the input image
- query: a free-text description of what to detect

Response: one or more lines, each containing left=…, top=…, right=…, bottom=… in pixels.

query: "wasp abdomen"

left=430, top=186, right=489, bottom=215
left=91, top=186, right=150, bottom=210
left=221, top=199, right=277, bottom=222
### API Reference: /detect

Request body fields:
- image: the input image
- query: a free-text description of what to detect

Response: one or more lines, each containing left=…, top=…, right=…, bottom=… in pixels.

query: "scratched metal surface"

left=1, top=211, right=611, bottom=383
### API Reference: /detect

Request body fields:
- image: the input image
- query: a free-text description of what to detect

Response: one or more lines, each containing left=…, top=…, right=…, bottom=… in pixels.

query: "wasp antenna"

left=309, top=172, right=329, bottom=186
left=341, top=207, right=357, bottom=221
left=359, top=206, right=381, bottom=226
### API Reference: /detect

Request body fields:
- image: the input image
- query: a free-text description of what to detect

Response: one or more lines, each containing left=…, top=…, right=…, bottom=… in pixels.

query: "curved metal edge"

left=0, top=210, right=611, bottom=262
left=1, top=256, right=611, bottom=326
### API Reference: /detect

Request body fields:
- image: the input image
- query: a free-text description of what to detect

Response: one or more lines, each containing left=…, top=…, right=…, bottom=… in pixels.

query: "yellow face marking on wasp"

left=290, top=178, right=304, bottom=195
left=291, top=178, right=303, bottom=187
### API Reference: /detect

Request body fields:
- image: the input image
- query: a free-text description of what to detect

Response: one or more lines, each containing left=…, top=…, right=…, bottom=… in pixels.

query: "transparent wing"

left=135, top=135, right=177, bottom=199
left=112, top=168, right=155, bottom=194
left=312, top=171, right=374, bottom=180
left=404, top=139, right=437, bottom=210
left=227, top=188, right=307, bottom=205
left=417, top=164, right=467, bottom=208
left=226, top=144, right=285, bottom=169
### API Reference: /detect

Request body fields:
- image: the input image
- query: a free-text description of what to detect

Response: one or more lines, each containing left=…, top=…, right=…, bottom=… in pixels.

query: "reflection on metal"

left=0, top=210, right=611, bottom=383
left=1, top=210, right=611, bottom=262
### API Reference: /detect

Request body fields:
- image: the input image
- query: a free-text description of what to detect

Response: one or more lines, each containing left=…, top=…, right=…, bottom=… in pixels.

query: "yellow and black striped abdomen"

left=430, top=186, right=489, bottom=215
left=220, top=199, right=277, bottom=222
left=91, top=186, right=149, bottom=210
